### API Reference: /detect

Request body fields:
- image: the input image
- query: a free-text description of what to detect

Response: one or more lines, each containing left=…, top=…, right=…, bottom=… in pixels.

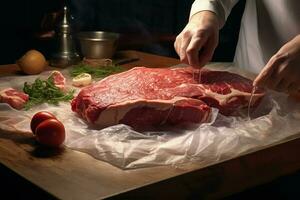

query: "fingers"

left=267, top=72, right=300, bottom=93
left=178, top=33, right=193, bottom=64
left=174, top=33, right=189, bottom=64
left=198, top=34, right=218, bottom=67
left=186, top=34, right=207, bottom=67
left=175, top=30, right=207, bottom=67
left=174, top=11, right=219, bottom=68
left=254, top=35, right=300, bottom=94
left=265, top=63, right=289, bottom=90
left=253, top=54, right=287, bottom=87
left=174, top=31, right=217, bottom=68
left=174, top=35, right=181, bottom=58
left=254, top=52, right=300, bottom=93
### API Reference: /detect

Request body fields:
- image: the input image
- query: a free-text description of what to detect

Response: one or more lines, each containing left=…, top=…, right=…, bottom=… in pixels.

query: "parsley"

left=23, top=77, right=75, bottom=110
left=70, top=64, right=125, bottom=78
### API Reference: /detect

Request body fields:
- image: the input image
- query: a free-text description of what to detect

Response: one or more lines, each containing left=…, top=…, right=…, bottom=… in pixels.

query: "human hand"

left=174, top=11, right=219, bottom=68
left=254, top=35, right=300, bottom=95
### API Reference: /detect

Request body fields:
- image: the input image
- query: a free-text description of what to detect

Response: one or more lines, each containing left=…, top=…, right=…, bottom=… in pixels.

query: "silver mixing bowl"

left=77, top=31, right=120, bottom=59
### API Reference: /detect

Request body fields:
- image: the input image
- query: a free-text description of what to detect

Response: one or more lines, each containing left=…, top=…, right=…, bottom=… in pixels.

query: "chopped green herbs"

left=70, top=64, right=125, bottom=78
left=23, top=77, right=74, bottom=110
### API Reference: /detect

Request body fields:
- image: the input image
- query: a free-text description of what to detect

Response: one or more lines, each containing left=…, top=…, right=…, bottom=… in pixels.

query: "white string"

left=198, top=69, right=202, bottom=83
left=160, top=102, right=176, bottom=125
left=247, top=86, right=257, bottom=119
left=192, top=70, right=195, bottom=81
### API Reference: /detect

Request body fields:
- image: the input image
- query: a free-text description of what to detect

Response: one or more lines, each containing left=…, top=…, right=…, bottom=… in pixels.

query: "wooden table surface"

left=1, top=50, right=300, bottom=200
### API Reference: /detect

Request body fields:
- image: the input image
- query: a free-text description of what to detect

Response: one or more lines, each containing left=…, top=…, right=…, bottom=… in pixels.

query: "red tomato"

left=31, top=111, right=56, bottom=134
left=35, top=118, right=65, bottom=147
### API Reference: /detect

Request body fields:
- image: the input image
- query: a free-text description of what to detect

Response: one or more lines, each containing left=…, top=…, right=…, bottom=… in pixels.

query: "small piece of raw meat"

left=72, top=67, right=265, bottom=129
left=0, top=88, right=29, bottom=109
left=48, top=71, right=66, bottom=90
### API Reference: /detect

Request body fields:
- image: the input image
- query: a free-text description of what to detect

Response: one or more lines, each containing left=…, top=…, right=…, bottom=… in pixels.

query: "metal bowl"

left=77, top=31, right=120, bottom=59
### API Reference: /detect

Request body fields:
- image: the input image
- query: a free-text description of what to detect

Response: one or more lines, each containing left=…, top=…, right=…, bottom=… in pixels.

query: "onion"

left=17, top=50, right=46, bottom=75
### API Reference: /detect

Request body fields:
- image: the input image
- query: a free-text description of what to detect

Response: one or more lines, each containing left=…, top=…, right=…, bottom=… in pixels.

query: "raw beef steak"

left=71, top=67, right=264, bottom=129
left=0, top=88, right=29, bottom=109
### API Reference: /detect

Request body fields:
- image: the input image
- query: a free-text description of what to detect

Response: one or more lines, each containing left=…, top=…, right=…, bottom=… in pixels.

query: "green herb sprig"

left=70, top=64, right=125, bottom=78
left=23, top=77, right=74, bottom=110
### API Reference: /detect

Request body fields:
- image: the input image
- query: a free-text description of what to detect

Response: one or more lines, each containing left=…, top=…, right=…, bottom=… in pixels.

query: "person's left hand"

left=254, top=35, right=300, bottom=95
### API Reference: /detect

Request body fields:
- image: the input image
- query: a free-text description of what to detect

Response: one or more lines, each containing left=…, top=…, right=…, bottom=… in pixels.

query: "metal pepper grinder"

left=50, top=6, right=80, bottom=68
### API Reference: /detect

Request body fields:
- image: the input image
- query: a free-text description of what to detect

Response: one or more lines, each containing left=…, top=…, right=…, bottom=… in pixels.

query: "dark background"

left=0, top=0, right=245, bottom=65
left=1, top=0, right=300, bottom=199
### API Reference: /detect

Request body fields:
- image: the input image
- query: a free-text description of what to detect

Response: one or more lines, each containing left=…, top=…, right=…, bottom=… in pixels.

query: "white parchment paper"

left=1, top=66, right=300, bottom=169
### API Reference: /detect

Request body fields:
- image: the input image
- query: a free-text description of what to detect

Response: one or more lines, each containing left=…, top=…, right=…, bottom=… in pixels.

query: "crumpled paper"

left=1, top=68, right=300, bottom=169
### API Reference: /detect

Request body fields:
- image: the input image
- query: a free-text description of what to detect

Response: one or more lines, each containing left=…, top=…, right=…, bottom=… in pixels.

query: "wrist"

left=189, top=11, right=220, bottom=29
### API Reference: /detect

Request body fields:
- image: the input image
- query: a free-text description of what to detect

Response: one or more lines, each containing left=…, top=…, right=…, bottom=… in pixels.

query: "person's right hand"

left=174, top=11, right=220, bottom=68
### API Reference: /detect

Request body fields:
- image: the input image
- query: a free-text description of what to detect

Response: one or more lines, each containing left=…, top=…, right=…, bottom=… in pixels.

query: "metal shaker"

left=50, top=6, right=80, bottom=68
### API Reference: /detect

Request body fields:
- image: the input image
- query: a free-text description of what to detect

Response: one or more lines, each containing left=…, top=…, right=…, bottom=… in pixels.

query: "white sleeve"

left=190, top=0, right=240, bottom=28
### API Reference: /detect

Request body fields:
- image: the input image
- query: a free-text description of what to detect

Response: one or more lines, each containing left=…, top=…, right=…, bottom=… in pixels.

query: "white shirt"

left=190, top=0, right=300, bottom=74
